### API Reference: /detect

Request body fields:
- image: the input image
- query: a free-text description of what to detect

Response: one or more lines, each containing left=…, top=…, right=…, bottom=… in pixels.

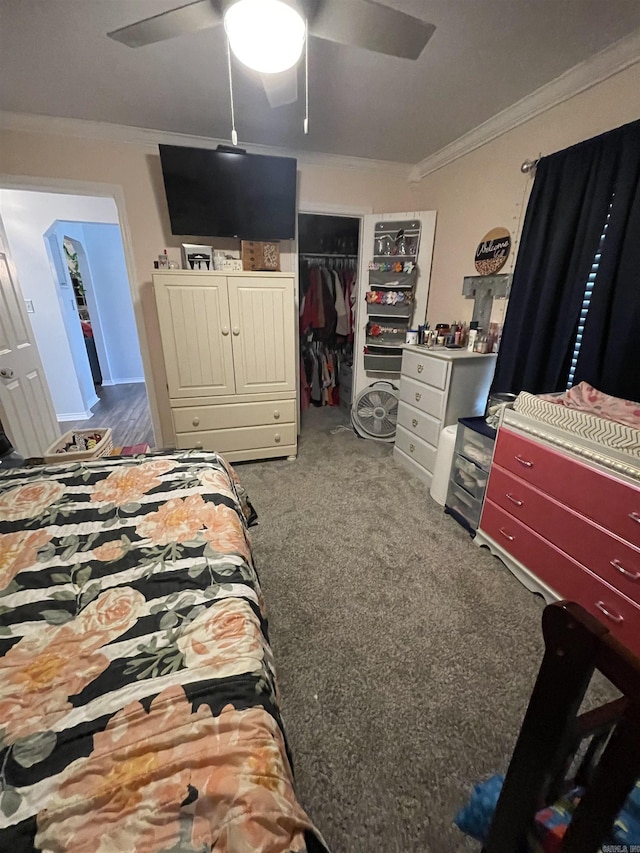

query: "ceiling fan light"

left=224, top=0, right=305, bottom=74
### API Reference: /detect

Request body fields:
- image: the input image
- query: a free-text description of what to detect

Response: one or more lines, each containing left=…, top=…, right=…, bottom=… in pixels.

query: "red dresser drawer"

left=480, top=500, right=640, bottom=659
left=493, top=428, right=640, bottom=546
left=486, top=464, right=640, bottom=607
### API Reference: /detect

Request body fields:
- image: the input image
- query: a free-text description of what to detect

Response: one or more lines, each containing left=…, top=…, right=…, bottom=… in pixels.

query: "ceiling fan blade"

left=107, top=0, right=222, bottom=48
left=308, top=0, right=435, bottom=60
left=261, top=69, right=299, bottom=107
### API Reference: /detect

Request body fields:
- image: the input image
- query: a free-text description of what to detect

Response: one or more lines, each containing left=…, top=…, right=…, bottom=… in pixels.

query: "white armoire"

left=153, top=270, right=297, bottom=462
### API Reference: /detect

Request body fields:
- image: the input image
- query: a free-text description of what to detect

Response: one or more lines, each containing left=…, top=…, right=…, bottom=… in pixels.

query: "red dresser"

left=477, top=414, right=640, bottom=659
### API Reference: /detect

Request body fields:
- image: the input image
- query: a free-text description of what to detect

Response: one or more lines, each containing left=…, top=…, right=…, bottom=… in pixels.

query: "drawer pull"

left=409, top=443, right=415, bottom=453
left=505, top=493, right=523, bottom=507
left=192, top=417, right=200, bottom=427
left=274, top=433, right=281, bottom=443
left=595, top=601, right=623, bottom=624
left=610, top=559, right=640, bottom=581
left=412, top=418, right=418, bottom=428
left=274, top=410, right=280, bottom=420
left=630, top=512, right=640, bottom=525
left=515, top=454, right=533, bottom=468
left=417, top=364, right=424, bottom=373
left=415, top=392, right=422, bottom=402
left=499, top=527, right=515, bottom=542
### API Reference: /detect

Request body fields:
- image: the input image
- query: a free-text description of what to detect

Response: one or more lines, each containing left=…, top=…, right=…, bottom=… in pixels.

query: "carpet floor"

left=236, top=407, right=608, bottom=852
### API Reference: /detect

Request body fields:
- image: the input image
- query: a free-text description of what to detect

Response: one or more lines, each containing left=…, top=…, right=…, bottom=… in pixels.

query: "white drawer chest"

left=393, top=346, right=496, bottom=488
left=154, top=270, right=297, bottom=462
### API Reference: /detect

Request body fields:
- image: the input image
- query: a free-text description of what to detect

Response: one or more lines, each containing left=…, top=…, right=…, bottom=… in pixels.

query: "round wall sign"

left=474, top=227, right=511, bottom=275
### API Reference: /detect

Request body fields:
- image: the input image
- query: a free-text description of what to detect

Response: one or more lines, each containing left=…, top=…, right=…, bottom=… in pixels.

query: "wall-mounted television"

left=159, top=144, right=297, bottom=241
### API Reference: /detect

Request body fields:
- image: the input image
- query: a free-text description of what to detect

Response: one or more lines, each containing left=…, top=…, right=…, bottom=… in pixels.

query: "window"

left=566, top=197, right=614, bottom=389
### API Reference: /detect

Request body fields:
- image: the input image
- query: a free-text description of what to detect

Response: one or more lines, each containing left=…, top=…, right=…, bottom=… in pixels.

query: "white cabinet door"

left=0, top=225, right=59, bottom=457
left=227, top=276, right=296, bottom=395
left=154, top=274, right=235, bottom=398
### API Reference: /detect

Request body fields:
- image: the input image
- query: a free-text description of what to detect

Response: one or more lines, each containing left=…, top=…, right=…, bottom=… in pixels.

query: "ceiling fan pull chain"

left=226, top=34, right=238, bottom=146
left=304, top=17, right=309, bottom=134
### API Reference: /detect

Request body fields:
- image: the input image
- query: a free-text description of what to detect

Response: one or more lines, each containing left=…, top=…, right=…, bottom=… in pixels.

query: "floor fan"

left=351, top=381, right=399, bottom=442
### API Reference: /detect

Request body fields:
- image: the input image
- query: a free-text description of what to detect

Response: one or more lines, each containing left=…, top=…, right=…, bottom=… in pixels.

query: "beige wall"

left=3, top=61, right=636, bottom=443
left=409, top=62, right=640, bottom=327
left=0, top=128, right=413, bottom=445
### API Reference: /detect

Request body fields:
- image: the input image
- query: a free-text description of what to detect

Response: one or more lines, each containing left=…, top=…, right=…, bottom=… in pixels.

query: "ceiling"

left=1, top=1, right=639, bottom=164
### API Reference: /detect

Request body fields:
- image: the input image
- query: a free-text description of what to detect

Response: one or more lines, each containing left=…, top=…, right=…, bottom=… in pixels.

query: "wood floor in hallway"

left=59, top=383, right=154, bottom=448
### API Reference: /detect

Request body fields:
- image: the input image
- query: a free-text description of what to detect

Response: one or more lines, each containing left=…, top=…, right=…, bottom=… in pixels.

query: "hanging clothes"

left=299, top=254, right=358, bottom=408
left=300, top=341, right=348, bottom=407
left=333, top=269, right=349, bottom=336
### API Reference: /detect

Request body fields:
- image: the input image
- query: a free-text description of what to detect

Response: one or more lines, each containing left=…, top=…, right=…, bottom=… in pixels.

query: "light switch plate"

left=25, top=299, right=34, bottom=313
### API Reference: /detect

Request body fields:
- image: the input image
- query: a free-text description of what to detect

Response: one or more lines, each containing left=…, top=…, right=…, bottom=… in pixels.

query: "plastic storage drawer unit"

left=445, top=416, right=496, bottom=534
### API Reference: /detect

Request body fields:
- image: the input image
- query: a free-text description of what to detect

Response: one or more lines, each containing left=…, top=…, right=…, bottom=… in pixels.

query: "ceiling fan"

left=108, top=0, right=436, bottom=109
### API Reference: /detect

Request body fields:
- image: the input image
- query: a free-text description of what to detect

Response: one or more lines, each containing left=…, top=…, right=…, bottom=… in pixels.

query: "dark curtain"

left=492, top=118, right=640, bottom=398
left=573, top=121, right=640, bottom=401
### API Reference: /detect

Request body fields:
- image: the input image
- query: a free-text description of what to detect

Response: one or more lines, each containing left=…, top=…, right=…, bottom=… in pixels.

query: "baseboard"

left=86, top=392, right=100, bottom=410
left=57, top=411, right=92, bottom=422
left=110, top=377, right=145, bottom=385
left=100, top=379, right=116, bottom=387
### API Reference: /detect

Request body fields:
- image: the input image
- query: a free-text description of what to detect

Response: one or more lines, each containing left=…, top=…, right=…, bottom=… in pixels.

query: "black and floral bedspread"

left=0, top=451, right=326, bottom=853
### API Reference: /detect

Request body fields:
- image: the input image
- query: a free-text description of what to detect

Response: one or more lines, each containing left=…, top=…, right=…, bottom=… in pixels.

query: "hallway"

left=59, top=383, right=153, bottom=448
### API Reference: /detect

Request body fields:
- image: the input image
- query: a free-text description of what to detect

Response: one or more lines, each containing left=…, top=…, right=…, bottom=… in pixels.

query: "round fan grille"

left=351, top=382, right=399, bottom=442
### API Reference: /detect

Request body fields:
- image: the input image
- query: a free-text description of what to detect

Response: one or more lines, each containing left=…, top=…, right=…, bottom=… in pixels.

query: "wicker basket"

left=44, top=428, right=113, bottom=463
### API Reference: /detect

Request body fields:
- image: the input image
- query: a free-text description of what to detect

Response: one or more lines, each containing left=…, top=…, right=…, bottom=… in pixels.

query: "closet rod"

left=299, top=252, right=358, bottom=258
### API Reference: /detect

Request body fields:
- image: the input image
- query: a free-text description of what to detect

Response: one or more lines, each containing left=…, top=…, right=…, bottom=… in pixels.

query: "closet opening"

left=298, top=213, right=361, bottom=428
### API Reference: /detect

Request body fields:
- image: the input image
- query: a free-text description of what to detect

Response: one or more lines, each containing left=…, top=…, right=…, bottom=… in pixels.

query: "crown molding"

left=409, top=27, right=640, bottom=182
left=0, top=111, right=413, bottom=178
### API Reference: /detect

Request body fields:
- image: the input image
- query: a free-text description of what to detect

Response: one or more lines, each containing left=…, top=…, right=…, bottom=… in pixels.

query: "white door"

left=154, top=273, right=235, bottom=398
left=0, top=220, right=59, bottom=457
left=353, top=210, right=438, bottom=401
left=227, top=276, right=296, bottom=395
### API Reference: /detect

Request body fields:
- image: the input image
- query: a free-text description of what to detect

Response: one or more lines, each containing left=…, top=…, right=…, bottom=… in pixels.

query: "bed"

left=0, top=451, right=327, bottom=852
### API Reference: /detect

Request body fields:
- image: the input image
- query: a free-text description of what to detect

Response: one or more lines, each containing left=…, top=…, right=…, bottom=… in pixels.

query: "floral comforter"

left=0, top=451, right=326, bottom=853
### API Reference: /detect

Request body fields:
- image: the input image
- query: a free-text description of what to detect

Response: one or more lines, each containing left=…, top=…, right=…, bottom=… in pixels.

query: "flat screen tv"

left=159, top=144, right=297, bottom=241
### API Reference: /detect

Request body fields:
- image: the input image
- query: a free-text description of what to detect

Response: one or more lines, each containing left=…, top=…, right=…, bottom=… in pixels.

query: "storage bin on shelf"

left=366, top=301, right=414, bottom=319
left=365, top=321, right=407, bottom=346
left=44, top=428, right=113, bottom=463
left=363, top=347, right=403, bottom=373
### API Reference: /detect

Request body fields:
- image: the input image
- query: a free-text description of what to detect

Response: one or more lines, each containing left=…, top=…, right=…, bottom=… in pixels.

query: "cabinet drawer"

left=486, top=464, right=640, bottom=607
left=494, top=428, right=640, bottom=546
left=453, top=453, right=488, bottom=500
left=395, top=425, right=437, bottom=474
left=456, top=424, right=494, bottom=472
left=399, top=376, right=445, bottom=420
left=446, top=481, right=482, bottom=529
left=397, top=402, right=440, bottom=446
left=480, top=500, right=640, bottom=658
left=175, top=423, right=296, bottom=453
left=173, top=400, right=295, bottom=433
left=402, top=349, right=449, bottom=389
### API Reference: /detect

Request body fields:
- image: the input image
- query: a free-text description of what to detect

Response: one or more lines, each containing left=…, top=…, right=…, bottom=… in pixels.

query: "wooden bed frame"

left=484, top=601, right=640, bottom=853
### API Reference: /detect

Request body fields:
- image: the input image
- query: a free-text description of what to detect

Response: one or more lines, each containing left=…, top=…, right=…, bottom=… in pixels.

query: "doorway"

left=298, top=212, right=361, bottom=431
left=0, top=188, right=154, bottom=450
